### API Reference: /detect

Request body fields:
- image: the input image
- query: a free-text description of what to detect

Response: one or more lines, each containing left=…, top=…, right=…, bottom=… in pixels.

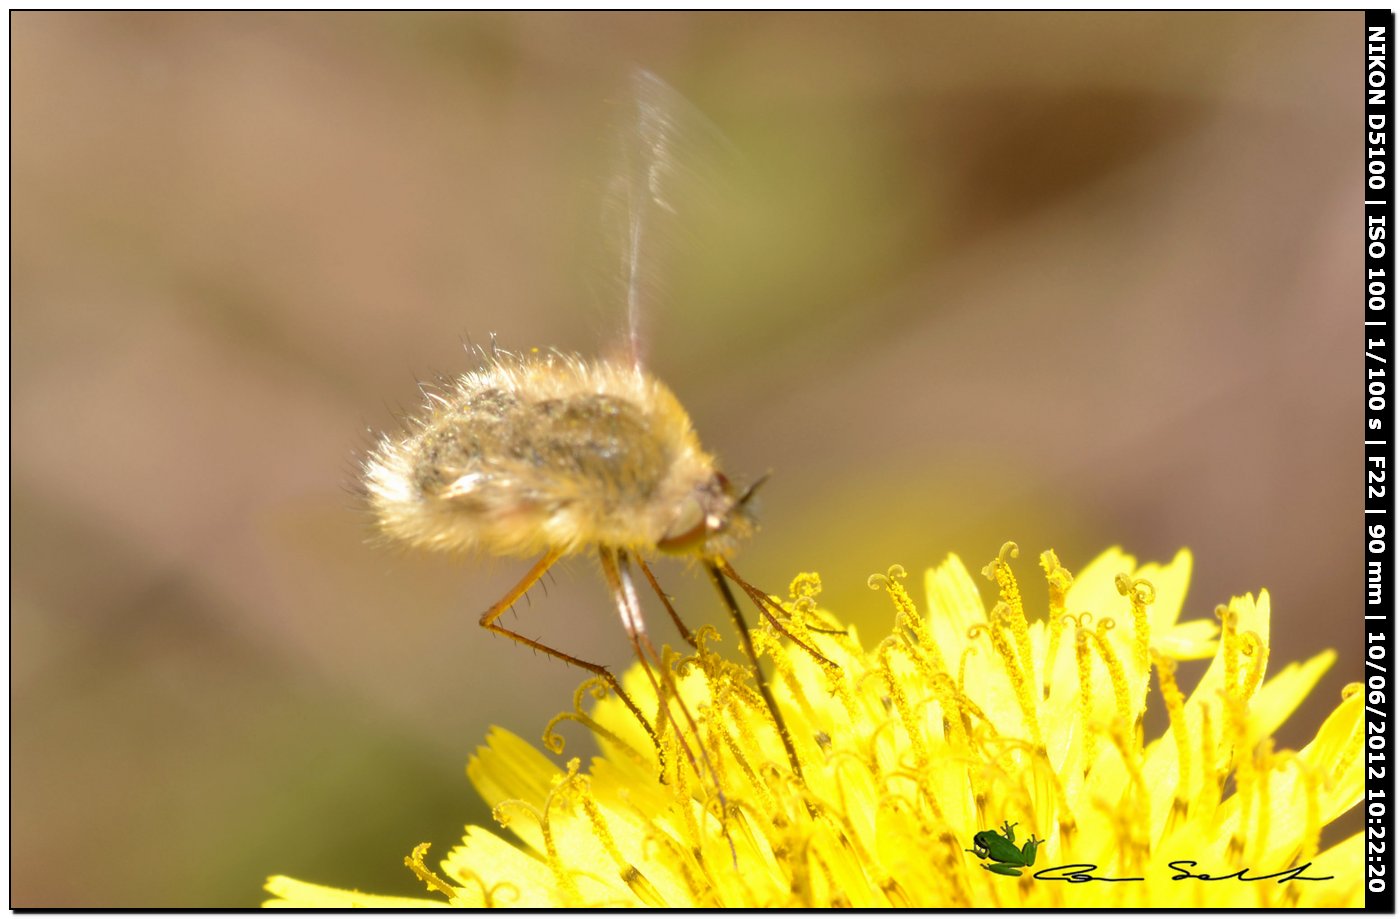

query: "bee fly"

left=363, top=72, right=827, bottom=779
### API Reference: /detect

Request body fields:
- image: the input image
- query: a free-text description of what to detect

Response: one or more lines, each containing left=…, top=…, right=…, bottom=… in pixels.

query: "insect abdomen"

left=365, top=353, right=709, bottom=557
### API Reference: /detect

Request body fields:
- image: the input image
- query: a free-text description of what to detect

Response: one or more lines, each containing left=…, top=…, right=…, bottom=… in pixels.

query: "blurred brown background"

left=12, top=12, right=1362, bottom=907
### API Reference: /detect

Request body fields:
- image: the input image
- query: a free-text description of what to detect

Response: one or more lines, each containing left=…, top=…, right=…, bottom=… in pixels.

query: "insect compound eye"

left=657, top=493, right=710, bottom=553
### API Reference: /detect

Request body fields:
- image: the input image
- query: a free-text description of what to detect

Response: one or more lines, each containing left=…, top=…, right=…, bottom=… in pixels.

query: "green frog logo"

left=965, top=821, right=1044, bottom=877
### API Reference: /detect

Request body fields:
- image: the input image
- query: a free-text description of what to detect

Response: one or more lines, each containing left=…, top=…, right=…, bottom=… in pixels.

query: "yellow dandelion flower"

left=264, top=545, right=1363, bottom=908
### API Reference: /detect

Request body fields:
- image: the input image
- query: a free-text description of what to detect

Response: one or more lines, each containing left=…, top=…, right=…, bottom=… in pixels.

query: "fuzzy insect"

left=364, top=351, right=754, bottom=563
left=362, top=72, right=820, bottom=777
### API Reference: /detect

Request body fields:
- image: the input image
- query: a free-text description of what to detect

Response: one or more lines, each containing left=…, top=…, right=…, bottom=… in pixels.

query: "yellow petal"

left=1065, top=546, right=1137, bottom=616
left=1298, top=688, right=1365, bottom=822
left=1296, top=833, right=1365, bottom=908
left=1251, top=651, right=1336, bottom=740
left=1153, top=618, right=1220, bottom=660
left=440, top=825, right=565, bottom=907
left=924, top=553, right=986, bottom=646
left=465, top=727, right=560, bottom=853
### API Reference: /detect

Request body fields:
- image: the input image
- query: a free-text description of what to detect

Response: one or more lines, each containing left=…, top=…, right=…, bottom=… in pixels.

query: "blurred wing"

left=596, top=70, right=737, bottom=371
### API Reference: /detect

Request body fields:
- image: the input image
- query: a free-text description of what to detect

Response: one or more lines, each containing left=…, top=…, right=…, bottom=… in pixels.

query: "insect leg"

left=479, top=548, right=661, bottom=760
left=598, top=546, right=685, bottom=740
left=598, top=547, right=658, bottom=664
left=635, top=556, right=697, bottom=647
left=615, top=550, right=708, bottom=747
left=605, top=551, right=738, bottom=855
left=705, top=560, right=806, bottom=785
left=716, top=558, right=837, bottom=669
left=599, top=546, right=698, bottom=782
